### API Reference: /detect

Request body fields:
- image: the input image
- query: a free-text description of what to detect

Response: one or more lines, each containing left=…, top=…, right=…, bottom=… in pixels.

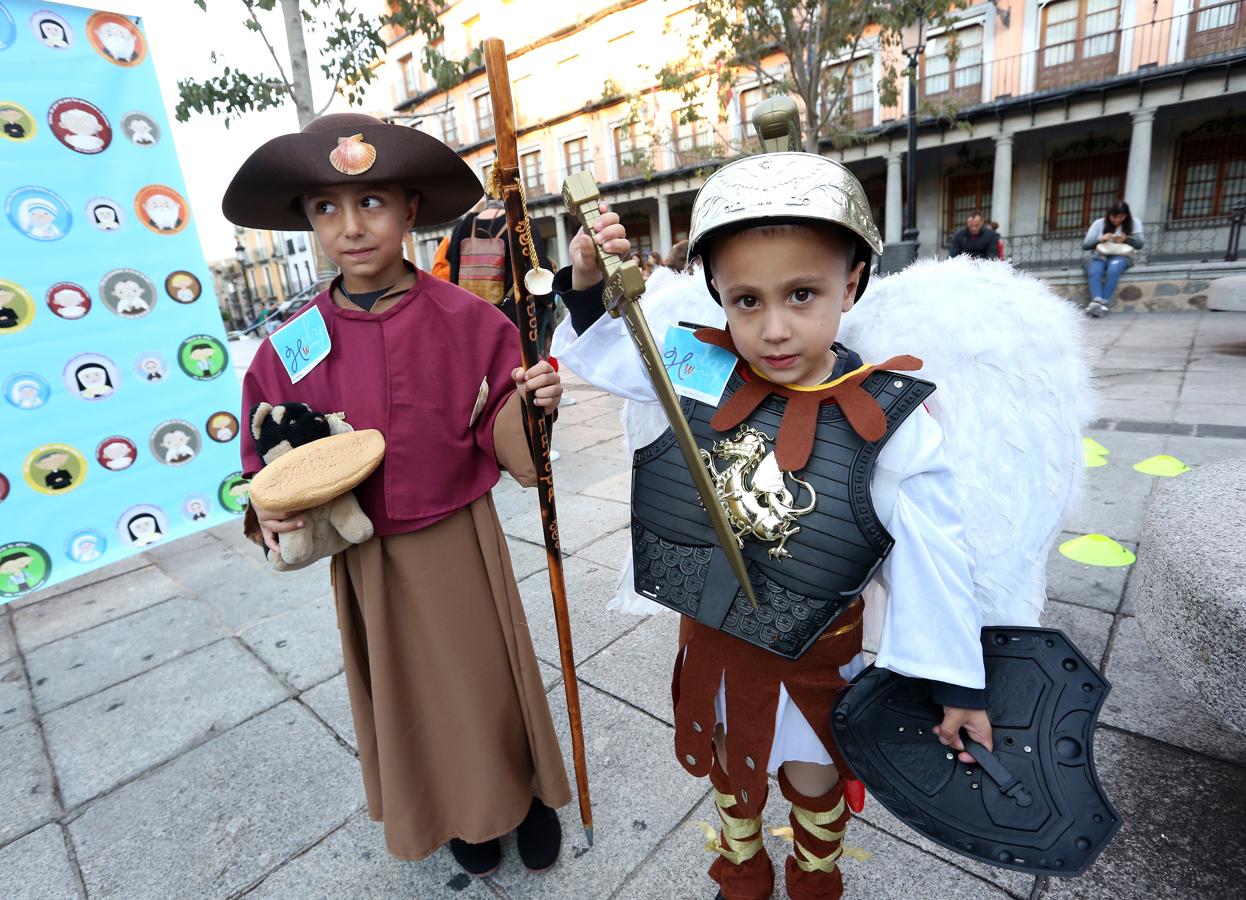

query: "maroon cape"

left=240, top=272, right=522, bottom=535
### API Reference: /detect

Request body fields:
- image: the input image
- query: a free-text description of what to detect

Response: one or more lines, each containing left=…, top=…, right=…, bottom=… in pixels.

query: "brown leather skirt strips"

left=672, top=600, right=864, bottom=821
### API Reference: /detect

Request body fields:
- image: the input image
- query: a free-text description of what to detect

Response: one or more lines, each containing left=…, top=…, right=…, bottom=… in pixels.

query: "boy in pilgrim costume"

left=225, top=113, right=571, bottom=876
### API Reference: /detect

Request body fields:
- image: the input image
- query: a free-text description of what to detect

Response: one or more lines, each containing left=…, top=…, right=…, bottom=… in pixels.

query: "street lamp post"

left=901, top=8, right=927, bottom=246
left=234, top=240, right=256, bottom=324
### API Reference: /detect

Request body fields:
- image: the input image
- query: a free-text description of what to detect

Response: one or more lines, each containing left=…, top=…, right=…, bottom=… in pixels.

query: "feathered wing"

left=840, top=257, right=1096, bottom=626
left=614, top=267, right=726, bottom=615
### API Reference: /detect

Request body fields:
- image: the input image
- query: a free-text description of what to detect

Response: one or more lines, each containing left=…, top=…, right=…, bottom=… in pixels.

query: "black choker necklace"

left=340, top=281, right=397, bottom=312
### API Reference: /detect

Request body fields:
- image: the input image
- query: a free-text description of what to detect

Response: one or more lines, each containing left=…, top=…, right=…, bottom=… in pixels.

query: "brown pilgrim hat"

left=222, top=113, right=482, bottom=231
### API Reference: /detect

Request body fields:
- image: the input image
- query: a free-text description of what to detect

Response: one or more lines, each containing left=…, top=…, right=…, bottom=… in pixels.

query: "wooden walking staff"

left=482, top=37, right=593, bottom=847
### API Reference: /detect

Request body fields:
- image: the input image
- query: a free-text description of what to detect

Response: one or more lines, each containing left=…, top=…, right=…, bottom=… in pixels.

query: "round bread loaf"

left=249, top=429, right=385, bottom=513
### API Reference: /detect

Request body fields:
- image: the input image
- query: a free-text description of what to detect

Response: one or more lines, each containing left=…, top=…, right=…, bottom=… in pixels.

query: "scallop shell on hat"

left=329, top=133, right=377, bottom=176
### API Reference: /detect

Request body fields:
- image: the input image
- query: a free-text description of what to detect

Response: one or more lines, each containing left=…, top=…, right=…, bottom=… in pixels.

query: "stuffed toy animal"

left=248, top=401, right=385, bottom=571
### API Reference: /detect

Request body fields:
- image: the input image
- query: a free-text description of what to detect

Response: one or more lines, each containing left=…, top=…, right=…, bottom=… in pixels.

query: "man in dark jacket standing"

left=948, top=212, right=999, bottom=260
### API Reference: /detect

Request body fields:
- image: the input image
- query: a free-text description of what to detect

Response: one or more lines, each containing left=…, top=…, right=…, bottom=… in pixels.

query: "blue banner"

left=0, top=0, right=244, bottom=601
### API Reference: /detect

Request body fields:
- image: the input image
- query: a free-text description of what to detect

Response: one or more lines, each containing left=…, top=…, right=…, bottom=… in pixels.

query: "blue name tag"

left=662, top=324, right=737, bottom=406
left=269, top=305, right=331, bottom=384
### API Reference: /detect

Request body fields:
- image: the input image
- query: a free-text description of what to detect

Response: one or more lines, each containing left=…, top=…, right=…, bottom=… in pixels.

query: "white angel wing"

left=840, top=257, right=1096, bottom=626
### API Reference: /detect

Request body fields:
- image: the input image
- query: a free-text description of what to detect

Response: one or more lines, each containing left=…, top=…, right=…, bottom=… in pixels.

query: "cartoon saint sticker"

left=4, top=372, right=50, bottom=410
left=165, top=271, right=202, bottom=304
left=65, top=529, right=107, bottom=563
left=30, top=11, right=71, bottom=49
left=63, top=353, right=121, bottom=401
left=206, top=411, right=240, bottom=443
left=86, top=12, right=145, bottom=67
left=134, top=185, right=188, bottom=235
left=178, top=335, right=229, bottom=381
left=182, top=493, right=212, bottom=522
left=0, top=279, right=35, bottom=333
left=86, top=197, right=123, bottom=232
left=0, top=542, right=51, bottom=597
left=99, top=268, right=157, bottom=318
left=133, top=351, right=167, bottom=382
left=23, top=443, right=88, bottom=495
left=117, top=505, right=168, bottom=548
left=150, top=419, right=202, bottom=466
left=218, top=472, right=250, bottom=514
left=120, top=111, right=159, bottom=146
left=96, top=436, right=137, bottom=472
left=46, top=282, right=91, bottom=320
left=0, top=101, right=35, bottom=142
left=48, top=98, right=111, bottom=154
left=6, top=186, right=72, bottom=241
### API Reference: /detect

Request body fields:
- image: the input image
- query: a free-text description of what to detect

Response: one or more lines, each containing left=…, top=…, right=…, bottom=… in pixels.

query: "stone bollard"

left=1133, top=459, right=1246, bottom=733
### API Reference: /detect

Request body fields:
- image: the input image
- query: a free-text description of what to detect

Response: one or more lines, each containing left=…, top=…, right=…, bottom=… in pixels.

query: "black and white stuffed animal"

left=249, top=402, right=374, bottom=571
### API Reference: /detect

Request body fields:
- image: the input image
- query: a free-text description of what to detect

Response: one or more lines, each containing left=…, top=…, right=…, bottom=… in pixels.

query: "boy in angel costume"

left=551, top=106, right=1093, bottom=898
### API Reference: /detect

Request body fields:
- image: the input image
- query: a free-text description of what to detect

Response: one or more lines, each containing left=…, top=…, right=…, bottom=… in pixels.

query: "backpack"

left=459, top=215, right=507, bottom=304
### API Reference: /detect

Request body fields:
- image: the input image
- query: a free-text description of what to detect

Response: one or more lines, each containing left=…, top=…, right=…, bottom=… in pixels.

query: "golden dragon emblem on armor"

left=700, top=425, right=817, bottom=559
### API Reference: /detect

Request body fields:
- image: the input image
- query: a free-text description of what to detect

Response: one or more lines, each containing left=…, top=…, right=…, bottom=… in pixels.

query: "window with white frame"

left=399, top=54, right=418, bottom=98
left=1038, top=0, right=1120, bottom=88
left=473, top=93, right=494, bottom=141
left=922, top=26, right=983, bottom=102
left=563, top=136, right=589, bottom=175
left=615, top=122, right=643, bottom=178
left=521, top=149, right=544, bottom=195
left=439, top=107, right=459, bottom=147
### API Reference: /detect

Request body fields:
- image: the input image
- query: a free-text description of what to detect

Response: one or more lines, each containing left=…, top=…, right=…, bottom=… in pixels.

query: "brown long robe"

left=255, top=284, right=570, bottom=860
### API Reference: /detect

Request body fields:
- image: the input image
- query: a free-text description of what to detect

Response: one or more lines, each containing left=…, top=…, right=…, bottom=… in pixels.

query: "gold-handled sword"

left=561, top=171, right=757, bottom=609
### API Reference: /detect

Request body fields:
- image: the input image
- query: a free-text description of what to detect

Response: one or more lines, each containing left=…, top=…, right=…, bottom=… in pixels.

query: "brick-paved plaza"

left=2, top=310, right=1245, bottom=899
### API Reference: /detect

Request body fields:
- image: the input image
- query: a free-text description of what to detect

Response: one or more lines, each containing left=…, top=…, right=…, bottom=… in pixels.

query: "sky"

left=52, top=0, right=383, bottom=262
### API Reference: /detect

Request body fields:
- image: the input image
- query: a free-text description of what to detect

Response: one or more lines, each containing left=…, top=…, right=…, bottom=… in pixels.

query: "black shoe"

left=516, top=797, right=562, bottom=872
left=448, top=837, right=501, bottom=877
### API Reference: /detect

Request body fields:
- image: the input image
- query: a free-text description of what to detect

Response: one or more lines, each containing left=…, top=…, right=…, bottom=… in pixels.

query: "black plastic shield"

left=831, top=627, right=1121, bottom=877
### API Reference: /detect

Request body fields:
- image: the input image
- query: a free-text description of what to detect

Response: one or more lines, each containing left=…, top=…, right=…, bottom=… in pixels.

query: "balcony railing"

left=881, top=2, right=1246, bottom=120
left=1007, top=213, right=1245, bottom=269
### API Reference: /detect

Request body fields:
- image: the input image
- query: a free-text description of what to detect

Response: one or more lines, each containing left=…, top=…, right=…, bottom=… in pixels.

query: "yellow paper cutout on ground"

left=1059, top=534, right=1137, bottom=567
left=1083, top=437, right=1110, bottom=468
left=1132, top=455, right=1191, bottom=477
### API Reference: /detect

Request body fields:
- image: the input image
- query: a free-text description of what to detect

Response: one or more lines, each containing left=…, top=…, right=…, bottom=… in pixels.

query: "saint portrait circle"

left=117, top=504, right=168, bottom=549
left=29, top=10, right=72, bottom=50
left=99, top=268, right=157, bottom=318
left=46, top=282, right=91, bottom=320
left=181, top=493, right=212, bottom=522
left=48, top=98, right=111, bottom=155
left=86, top=197, right=124, bottom=232
left=6, top=186, right=71, bottom=242
left=120, top=111, right=159, bottom=147
left=23, top=443, right=88, bottom=496
left=96, top=436, right=137, bottom=472
left=62, top=352, right=121, bottom=402
left=0, top=101, right=35, bottom=142
left=206, top=411, right=240, bottom=443
left=165, top=271, right=202, bottom=304
left=65, top=529, right=108, bottom=564
left=178, top=335, right=229, bottom=381
left=133, top=351, right=168, bottom=382
left=218, top=472, right=250, bottom=514
left=0, top=279, right=35, bottom=333
left=0, top=542, right=52, bottom=597
left=134, top=185, right=188, bottom=235
left=86, top=12, right=146, bottom=67
left=149, top=419, right=202, bottom=467
left=4, top=372, right=50, bottom=410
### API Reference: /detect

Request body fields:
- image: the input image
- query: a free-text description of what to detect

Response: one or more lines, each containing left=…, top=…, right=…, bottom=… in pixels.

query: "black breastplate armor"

left=631, top=368, right=934, bottom=659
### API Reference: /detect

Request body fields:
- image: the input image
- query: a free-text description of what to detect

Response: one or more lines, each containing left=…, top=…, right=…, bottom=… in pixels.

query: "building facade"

left=380, top=0, right=1246, bottom=308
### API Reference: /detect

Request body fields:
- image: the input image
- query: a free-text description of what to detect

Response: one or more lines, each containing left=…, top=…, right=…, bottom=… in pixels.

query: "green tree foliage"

left=639, top=1, right=967, bottom=155
left=176, top=0, right=478, bottom=128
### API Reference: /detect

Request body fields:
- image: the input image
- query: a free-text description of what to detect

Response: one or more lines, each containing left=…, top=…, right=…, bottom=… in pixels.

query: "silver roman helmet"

left=687, top=97, right=884, bottom=302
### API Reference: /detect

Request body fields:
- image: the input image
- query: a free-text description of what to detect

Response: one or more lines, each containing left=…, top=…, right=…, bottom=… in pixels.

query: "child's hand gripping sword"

left=560, top=171, right=759, bottom=611
left=483, top=38, right=592, bottom=846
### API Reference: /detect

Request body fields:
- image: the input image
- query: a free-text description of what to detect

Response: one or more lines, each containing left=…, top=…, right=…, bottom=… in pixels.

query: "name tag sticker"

left=269, top=305, right=331, bottom=384
left=662, top=324, right=737, bottom=406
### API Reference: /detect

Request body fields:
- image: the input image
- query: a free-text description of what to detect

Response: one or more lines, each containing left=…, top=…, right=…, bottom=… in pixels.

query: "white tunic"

left=553, top=312, right=985, bottom=766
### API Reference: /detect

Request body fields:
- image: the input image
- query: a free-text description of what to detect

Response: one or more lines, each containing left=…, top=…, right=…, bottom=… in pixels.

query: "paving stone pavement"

left=1, top=310, right=1244, bottom=899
